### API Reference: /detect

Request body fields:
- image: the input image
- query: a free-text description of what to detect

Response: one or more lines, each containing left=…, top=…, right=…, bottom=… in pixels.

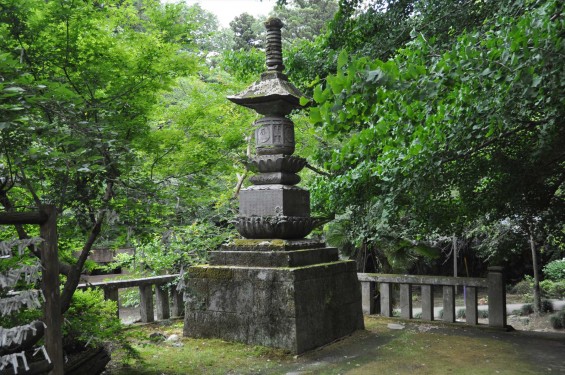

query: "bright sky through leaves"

left=179, top=0, right=277, bottom=27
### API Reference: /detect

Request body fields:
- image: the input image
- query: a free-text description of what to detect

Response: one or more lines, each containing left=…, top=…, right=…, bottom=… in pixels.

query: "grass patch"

left=108, top=317, right=546, bottom=374
left=109, top=320, right=291, bottom=374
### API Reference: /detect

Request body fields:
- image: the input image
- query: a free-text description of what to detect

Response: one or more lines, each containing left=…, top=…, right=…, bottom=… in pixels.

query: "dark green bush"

left=541, top=299, right=554, bottom=313
left=520, top=304, right=534, bottom=316
left=549, top=311, right=565, bottom=329
left=510, top=276, right=532, bottom=295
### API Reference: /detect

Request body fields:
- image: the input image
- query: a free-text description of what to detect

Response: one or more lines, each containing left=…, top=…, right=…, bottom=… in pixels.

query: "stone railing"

left=78, top=275, right=183, bottom=323
left=358, top=267, right=507, bottom=328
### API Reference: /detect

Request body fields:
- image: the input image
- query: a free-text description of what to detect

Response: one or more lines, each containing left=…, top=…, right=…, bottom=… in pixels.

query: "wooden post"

left=421, top=284, right=434, bottom=321
left=399, top=283, right=412, bottom=319
left=380, top=283, right=393, bottom=317
left=465, top=286, right=478, bottom=325
left=155, top=284, right=170, bottom=320
left=442, top=285, right=455, bottom=323
left=361, top=281, right=376, bottom=315
left=40, top=205, right=64, bottom=375
left=139, top=285, right=154, bottom=323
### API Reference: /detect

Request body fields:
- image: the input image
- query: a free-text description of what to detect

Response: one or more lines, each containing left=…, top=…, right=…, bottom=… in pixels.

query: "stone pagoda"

left=183, top=18, right=364, bottom=354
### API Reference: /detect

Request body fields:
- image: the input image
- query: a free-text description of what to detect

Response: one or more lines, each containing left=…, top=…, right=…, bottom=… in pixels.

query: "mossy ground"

left=108, top=316, right=563, bottom=374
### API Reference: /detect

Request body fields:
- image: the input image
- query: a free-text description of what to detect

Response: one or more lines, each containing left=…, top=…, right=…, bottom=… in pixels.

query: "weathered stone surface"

left=249, top=172, right=300, bottom=185
left=209, top=247, right=339, bottom=267
left=184, top=259, right=364, bottom=354
left=254, top=117, right=295, bottom=155
left=249, top=154, right=307, bottom=173
left=226, top=71, right=303, bottom=116
left=239, top=185, right=310, bottom=217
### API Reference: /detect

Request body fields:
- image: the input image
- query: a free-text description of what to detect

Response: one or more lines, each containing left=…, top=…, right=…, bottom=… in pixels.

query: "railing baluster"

left=465, top=286, right=478, bottom=325
left=155, top=284, right=170, bottom=320
left=171, top=287, right=184, bottom=318
left=487, top=266, right=506, bottom=328
left=361, top=281, right=376, bottom=315
left=399, top=283, right=412, bottom=319
left=139, top=285, right=154, bottom=323
left=421, top=284, right=434, bottom=321
left=442, top=285, right=455, bottom=322
left=380, top=283, right=393, bottom=317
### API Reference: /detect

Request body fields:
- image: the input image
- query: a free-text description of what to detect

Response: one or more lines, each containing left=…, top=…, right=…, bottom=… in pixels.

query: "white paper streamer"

left=0, top=263, right=42, bottom=289
left=0, top=350, right=29, bottom=374
left=0, top=290, right=44, bottom=317
left=0, top=238, right=44, bottom=258
left=0, top=321, right=46, bottom=348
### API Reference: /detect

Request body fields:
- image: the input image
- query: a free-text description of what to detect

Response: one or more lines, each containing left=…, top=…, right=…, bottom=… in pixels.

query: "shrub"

left=63, top=289, right=123, bottom=351
left=540, top=280, right=565, bottom=299
left=549, top=311, right=565, bottom=329
left=520, top=304, right=534, bottom=316
left=543, top=259, right=565, bottom=282
left=541, top=299, right=554, bottom=314
left=510, top=276, right=533, bottom=295
left=456, top=308, right=466, bottom=319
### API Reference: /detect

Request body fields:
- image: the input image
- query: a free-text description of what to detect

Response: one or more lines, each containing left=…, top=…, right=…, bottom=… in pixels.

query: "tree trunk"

left=528, top=229, right=541, bottom=314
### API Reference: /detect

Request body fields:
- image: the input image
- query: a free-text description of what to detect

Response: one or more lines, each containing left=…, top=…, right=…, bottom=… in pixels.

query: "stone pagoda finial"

left=264, top=17, right=285, bottom=72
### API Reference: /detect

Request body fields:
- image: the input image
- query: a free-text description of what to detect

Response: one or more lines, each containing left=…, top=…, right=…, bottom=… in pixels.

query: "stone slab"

left=184, top=260, right=364, bottom=354
left=209, top=247, right=339, bottom=267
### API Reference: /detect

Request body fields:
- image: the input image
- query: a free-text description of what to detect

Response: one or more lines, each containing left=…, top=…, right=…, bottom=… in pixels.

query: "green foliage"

left=542, top=258, right=565, bottom=282
left=305, top=0, right=564, bottom=270
left=63, top=289, right=122, bottom=349
left=220, top=48, right=266, bottom=83
left=111, top=222, right=234, bottom=276
left=540, top=280, right=565, bottom=299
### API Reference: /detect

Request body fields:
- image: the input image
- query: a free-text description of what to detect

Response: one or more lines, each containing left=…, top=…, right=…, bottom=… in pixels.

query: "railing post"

left=487, top=266, right=506, bottom=328
left=465, top=286, right=478, bottom=325
left=155, top=284, right=170, bottom=320
left=380, top=283, right=393, bottom=317
left=421, top=284, right=434, bottom=321
left=139, top=285, right=154, bottom=323
left=442, top=285, right=455, bottom=322
left=103, top=287, right=120, bottom=317
left=361, top=281, right=376, bottom=315
left=171, top=286, right=184, bottom=318
left=399, top=283, right=412, bottom=319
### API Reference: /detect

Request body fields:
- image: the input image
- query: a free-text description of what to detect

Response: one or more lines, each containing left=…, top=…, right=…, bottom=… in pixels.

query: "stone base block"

left=183, top=260, right=364, bottom=354
left=209, top=247, right=338, bottom=267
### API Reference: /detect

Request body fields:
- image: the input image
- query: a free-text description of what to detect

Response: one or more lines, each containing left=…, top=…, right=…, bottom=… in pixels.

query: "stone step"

left=209, top=247, right=339, bottom=267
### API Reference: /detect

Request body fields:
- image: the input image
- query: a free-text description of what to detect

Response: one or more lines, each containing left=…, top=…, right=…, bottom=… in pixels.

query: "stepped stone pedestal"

left=184, top=240, right=364, bottom=354
left=183, top=17, right=364, bottom=354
